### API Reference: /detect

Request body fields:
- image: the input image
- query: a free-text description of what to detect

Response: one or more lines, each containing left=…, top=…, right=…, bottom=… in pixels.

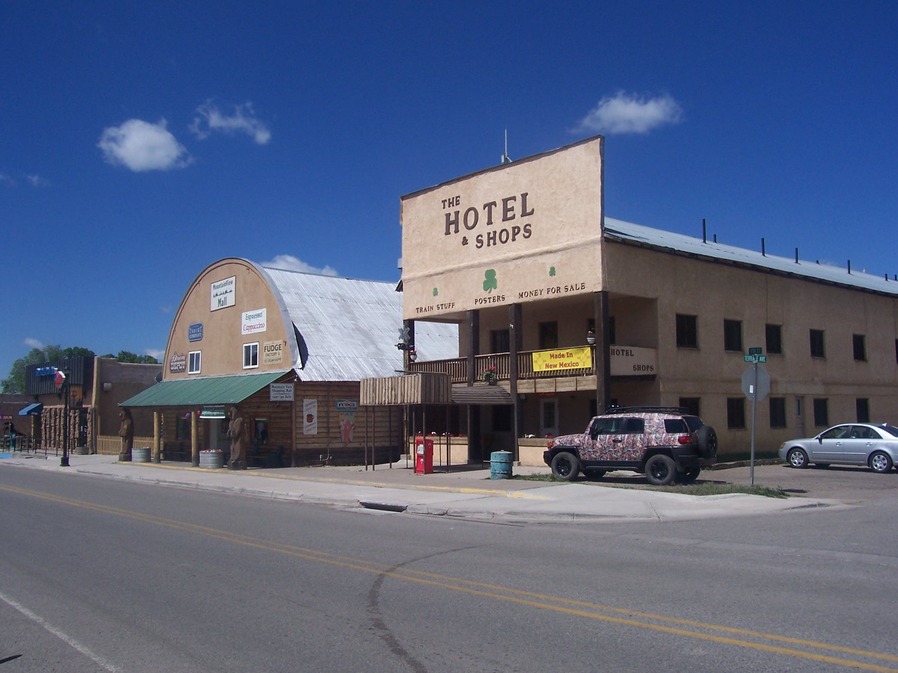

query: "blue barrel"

left=490, top=451, right=513, bottom=480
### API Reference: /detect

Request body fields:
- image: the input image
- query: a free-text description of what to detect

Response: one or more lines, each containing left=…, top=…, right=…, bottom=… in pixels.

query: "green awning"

left=121, top=371, right=291, bottom=408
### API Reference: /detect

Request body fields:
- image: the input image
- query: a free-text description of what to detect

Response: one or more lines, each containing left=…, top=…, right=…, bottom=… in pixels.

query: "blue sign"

left=188, top=323, right=204, bottom=342
left=35, top=366, right=57, bottom=377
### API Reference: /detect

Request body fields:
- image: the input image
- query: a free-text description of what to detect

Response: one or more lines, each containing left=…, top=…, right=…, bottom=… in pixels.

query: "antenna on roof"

left=500, top=129, right=512, bottom=164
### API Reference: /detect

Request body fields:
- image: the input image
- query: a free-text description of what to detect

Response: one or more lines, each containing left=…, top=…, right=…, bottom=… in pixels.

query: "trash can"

left=490, top=451, right=513, bottom=480
left=415, top=437, right=434, bottom=474
left=132, top=447, right=151, bottom=463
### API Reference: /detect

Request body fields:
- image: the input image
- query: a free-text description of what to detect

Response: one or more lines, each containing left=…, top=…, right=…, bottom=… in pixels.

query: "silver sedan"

left=778, top=423, right=898, bottom=472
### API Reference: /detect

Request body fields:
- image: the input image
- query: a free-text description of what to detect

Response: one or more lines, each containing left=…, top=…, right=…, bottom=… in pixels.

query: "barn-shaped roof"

left=256, top=263, right=458, bottom=382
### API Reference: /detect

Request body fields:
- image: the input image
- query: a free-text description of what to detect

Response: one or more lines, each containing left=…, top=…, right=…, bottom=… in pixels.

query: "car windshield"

left=879, top=424, right=898, bottom=437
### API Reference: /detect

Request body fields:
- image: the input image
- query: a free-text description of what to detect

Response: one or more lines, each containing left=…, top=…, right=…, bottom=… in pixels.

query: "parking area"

left=574, top=461, right=898, bottom=503
left=710, top=462, right=898, bottom=502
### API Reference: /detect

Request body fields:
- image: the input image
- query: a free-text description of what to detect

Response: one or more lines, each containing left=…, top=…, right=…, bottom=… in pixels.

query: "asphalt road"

left=2, top=466, right=898, bottom=673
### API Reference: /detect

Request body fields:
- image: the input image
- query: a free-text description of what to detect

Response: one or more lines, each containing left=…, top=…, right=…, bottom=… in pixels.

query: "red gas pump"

left=414, top=436, right=434, bottom=474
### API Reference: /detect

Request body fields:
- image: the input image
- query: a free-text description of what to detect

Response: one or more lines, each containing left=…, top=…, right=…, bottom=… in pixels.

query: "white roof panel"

left=256, top=265, right=458, bottom=382
left=603, top=218, right=898, bottom=296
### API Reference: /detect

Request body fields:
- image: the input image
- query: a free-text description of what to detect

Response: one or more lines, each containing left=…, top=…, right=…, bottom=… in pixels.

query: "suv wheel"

left=645, top=454, right=676, bottom=486
left=550, top=452, right=580, bottom=481
left=677, top=465, right=701, bottom=484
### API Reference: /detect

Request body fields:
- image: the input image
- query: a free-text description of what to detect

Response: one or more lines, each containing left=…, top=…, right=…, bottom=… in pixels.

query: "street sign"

left=741, top=365, right=770, bottom=401
left=748, top=347, right=762, bottom=355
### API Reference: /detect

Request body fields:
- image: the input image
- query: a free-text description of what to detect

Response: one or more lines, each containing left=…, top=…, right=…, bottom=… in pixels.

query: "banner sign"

left=532, top=346, right=592, bottom=373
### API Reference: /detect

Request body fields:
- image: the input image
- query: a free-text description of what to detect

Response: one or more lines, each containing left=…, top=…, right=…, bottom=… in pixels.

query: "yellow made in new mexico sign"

left=532, top=346, right=592, bottom=372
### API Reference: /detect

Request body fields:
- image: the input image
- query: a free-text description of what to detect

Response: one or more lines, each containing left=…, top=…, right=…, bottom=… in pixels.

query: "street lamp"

left=58, top=359, right=70, bottom=467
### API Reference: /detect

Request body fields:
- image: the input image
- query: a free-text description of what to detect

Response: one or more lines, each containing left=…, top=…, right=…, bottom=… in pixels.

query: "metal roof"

left=604, top=218, right=898, bottom=297
left=255, top=265, right=458, bottom=382
left=122, top=371, right=289, bottom=408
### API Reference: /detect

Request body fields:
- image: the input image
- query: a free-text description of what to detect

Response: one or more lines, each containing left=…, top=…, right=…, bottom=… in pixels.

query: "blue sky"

left=2, top=1, right=897, bottom=379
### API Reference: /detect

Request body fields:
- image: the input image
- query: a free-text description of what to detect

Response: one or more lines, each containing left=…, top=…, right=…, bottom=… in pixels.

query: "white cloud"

left=190, top=101, right=271, bottom=145
left=261, top=255, right=338, bottom=276
left=577, top=91, right=683, bottom=135
left=26, top=174, right=48, bottom=187
left=98, top=119, right=192, bottom=172
left=0, top=173, right=14, bottom=186
left=145, top=348, right=165, bottom=362
left=24, top=337, right=45, bottom=350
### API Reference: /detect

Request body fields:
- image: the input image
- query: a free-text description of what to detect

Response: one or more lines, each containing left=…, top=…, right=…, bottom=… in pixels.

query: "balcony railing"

left=409, top=350, right=593, bottom=384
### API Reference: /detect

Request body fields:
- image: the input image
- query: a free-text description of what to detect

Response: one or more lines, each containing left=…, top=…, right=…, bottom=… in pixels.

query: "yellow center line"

left=4, top=483, right=895, bottom=671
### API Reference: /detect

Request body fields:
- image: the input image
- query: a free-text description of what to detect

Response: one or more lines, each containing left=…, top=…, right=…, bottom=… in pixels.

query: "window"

left=853, top=334, right=866, bottom=361
left=727, top=397, right=746, bottom=429
left=676, top=314, right=698, bottom=348
left=243, top=342, right=259, bottom=369
left=188, top=351, right=201, bottom=375
left=809, top=329, right=825, bottom=358
left=490, top=329, right=510, bottom=353
left=856, top=398, right=870, bottom=423
left=539, top=321, right=558, bottom=349
left=769, top=397, right=787, bottom=428
left=813, top=398, right=829, bottom=427
left=679, top=397, right=701, bottom=417
left=766, top=324, right=782, bottom=355
left=176, top=416, right=190, bottom=440
left=723, top=319, right=743, bottom=352
left=254, top=419, right=269, bottom=444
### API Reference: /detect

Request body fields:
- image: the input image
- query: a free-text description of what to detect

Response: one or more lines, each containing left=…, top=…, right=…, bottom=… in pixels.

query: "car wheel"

left=550, top=452, right=581, bottom=481
left=869, top=451, right=893, bottom=474
left=695, top=426, right=718, bottom=461
left=677, top=465, right=701, bottom=484
left=584, top=469, right=607, bottom=481
left=645, top=454, right=677, bottom=486
left=786, top=448, right=809, bottom=469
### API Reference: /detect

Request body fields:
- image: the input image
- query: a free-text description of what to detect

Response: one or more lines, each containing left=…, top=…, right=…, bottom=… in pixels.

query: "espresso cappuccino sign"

left=400, top=137, right=604, bottom=319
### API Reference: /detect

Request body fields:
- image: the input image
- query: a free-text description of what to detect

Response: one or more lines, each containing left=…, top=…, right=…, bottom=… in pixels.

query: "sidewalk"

left=0, top=452, right=845, bottom=523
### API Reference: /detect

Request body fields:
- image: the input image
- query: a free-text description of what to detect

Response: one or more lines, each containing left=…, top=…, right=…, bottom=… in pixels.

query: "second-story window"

left=676, top=314, right=698, bottom=348
left=723, top=319, right=743, bottom=352
left=539, top=322, right=558, bottom=349
left=243, top=342, right=259, bottom=369
left=809, top=329, right=825, bottom=358
left=853, top=334, right=867, bottom=361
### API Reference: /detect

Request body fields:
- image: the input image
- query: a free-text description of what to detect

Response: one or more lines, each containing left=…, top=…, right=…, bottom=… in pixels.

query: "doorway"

left=539, top=398, right=559, bottom=438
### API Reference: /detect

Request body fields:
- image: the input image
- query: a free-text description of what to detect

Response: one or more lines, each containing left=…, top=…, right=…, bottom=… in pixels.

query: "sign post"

left=741, top=348, right=770, bottom=485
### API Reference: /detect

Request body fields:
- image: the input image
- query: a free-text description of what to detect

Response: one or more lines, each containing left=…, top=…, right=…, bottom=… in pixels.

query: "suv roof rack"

left=602, top=406, right=689, bottom=415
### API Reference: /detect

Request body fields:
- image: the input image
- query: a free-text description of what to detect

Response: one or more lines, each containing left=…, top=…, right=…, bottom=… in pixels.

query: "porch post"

left=509, top=303, right=523, bottom=461
left=190, top=410, right=199, bottom=467
left=466, top=310, right=479, bottom=384
left=153, top=410, right=161, bottom=463
left=595, top=291, right=612, bottom=412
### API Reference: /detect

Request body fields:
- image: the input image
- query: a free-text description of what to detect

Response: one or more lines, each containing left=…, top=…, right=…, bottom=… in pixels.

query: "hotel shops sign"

left=400, top=137, right=604, bottom=319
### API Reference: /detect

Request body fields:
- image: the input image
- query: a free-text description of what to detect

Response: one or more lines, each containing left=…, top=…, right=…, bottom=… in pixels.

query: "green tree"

left=114, top=351, right=159, bottom=364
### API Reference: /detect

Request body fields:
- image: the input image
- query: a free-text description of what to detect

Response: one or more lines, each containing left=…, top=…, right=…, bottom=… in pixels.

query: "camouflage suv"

left=543, top=407, right=717, bottom=485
